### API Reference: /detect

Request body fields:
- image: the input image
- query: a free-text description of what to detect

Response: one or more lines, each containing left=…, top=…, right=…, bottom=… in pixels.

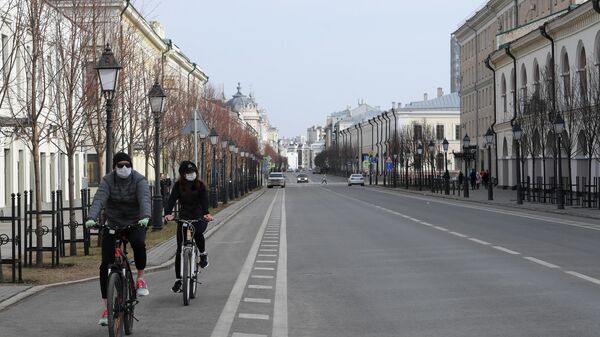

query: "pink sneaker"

left=136, top=278, right=149, bottom=297
left=98, top=309, right=108, bottom=326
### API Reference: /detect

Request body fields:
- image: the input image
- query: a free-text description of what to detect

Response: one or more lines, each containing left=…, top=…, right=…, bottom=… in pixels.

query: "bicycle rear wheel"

left=182, top=248, right=191, bottom=306
left=107, top=273, right=125, bottom=337
left=124, top=269, right=135, bottom=335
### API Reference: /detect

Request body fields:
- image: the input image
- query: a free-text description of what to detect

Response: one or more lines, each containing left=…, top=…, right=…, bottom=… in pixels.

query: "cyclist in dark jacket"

left=164, top=161, right=213, bottom=293
left=85, top=152, right=151, bottom=326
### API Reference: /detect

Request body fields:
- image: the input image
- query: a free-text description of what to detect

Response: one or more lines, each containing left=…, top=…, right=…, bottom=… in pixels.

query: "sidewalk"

left=0, top=188, right=265, bottom=311
left=369, top=183, right=600, bottom=221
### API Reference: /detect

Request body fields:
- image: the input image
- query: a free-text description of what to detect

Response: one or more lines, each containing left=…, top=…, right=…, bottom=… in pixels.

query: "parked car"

left=348, top=174, right=365, bottom=186
left=297, top=173, right=308, bottom=183
left=267, top=172, right=286, bottom=188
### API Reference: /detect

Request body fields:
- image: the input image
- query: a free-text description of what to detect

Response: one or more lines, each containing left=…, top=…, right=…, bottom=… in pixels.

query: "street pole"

left=148, top=82, right=166, bottom=231
left=211, top=146, right=218, bottom=208
left=557, top=133, right=564, bottom=209
left=444, top=150, right=450, bottom=195
left=105, top=98, right=113, bottom=175
left=487, top=145, right=493, bottom=200
left=516, top=140, right=522, bottom=205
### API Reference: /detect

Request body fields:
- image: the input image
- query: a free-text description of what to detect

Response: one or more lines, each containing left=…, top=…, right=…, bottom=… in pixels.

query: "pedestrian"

left=470, top=169, right=476, bottom=190
left=163, top=161, right=213, bottom=293
left=458, top=171, right=464, bottom=187
left=476, top=170, right=481, bottom=190
left=321, top=174, right=327, bottom=184
left=482, top=170, right=489, bottom=187
left=84, top=152, right=151, bottom=326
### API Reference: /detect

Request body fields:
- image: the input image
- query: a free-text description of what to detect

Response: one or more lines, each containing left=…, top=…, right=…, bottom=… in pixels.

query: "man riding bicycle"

left=164, top=161, right=213, bottom=293
left=85, top=152, right=151, bottom=326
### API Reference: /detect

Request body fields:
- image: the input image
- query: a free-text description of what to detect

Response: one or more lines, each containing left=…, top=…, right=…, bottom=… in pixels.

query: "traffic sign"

left=385, top=162, right=393, bottom=171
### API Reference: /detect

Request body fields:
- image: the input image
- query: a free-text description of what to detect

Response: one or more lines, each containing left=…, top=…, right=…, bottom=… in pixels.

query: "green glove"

left=138, top=218, right=150, bottom=227
left=85, top=219, right=97, bottom=228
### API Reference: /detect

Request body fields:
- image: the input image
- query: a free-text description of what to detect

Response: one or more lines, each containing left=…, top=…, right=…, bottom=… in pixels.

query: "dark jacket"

left=164, top=180, right=210, bottom=220
left=88, top=170, right=151, bottom=226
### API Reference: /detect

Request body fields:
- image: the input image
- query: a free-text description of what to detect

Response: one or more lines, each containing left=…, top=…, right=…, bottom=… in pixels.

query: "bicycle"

left=101, top=222, right=140, bottom=337
left=178, top=219, right=204, bottom=306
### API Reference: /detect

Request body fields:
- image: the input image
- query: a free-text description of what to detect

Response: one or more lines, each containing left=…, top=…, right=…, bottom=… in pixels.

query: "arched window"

left=501, top=74, right=507, bottom=113
left=520, top=64, right=528, bottom=113
left=577, top=41, right=588, bottom=99
left=561, top=48, right=571, bottom=103
left=510, top=68, right=515, bottom=113
left=533, top=59, right=540, bottom=97
left=578, top=130, right=587, bottom=156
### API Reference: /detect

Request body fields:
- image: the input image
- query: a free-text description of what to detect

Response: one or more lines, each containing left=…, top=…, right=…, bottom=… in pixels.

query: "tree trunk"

left=68, top=153, right=76, bottom=256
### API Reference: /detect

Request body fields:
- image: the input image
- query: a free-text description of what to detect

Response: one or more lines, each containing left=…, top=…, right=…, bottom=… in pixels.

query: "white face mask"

left=116, top=166, right=132, bottom=178
left=185, top=172, right=197, bottom=182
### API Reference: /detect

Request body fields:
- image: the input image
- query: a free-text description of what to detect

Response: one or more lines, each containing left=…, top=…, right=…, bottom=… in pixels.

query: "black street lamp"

left=553, top=113, right=565, bottom=209
left=233, top=145, right=239, bottom=198
left=221, top=138, right=229, bottom=205
left=148, top=81, right=167, bottom=230
left=428, top=140, right=435, bottom=192
left=240, top=150, right=246, bottom=196
left=442, top=138, right=450, bottom=195
left=95, top=44, right=121, bottom=175
left=512, top=123, right=523, bottom=205
left=209, top=128, right=219, bottom=208
left=228, top=140, right=236, bottom=200
left=485, top=128, right=495, bottom=201
left=463, top=134, right=470, bottom=198
left=417, top=142, right=423, bottom=191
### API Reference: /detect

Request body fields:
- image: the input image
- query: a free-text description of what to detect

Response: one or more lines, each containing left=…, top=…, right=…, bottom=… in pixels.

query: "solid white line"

left=433, top=226, right=449, bottom=231
left=468, top=238, right=491, bottom=245
left=565, top=271, right=600, bottom=285
left=248, top=285, right=273, bottom=289
left=210, top=190, right=279, bottom=337
left=492, top=246, right=521, bottom=255
left=273, top=188, right=288, bottom=337
left=449, top=231, right=467, bottom=238
left=239, top=313, right=270, bottom=320
left=243, top=297, right=272, bottom=303
left=524, top=256, right=560, bottom=268
left=232, top=333, right=268, bottom=337
left=254, top=267, right=275, bottom=271
left=251, top=275, right=274, bottom=279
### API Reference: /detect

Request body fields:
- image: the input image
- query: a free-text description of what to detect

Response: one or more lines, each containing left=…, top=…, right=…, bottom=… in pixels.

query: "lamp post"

left=233, top=145, right=239, bottom=198
left=148, top=82, right=167, bottom=230
left=228, top=140, right=235, bottom=199
left=553, top=113, right=565, bottom=209
left=485, top=128, right=494, bottom=201
left=428, top=140, right=435, bottom=192
left=95, top=44, right=121, bottom=175
left=240, top=151, right=246, bottom=196
left=442, top=138, right=450, bottom=195
left=221, top=138, right=229, bottom=205
left=463, top=134, right=470, bottom=198
left=512, top=123, right=523, bottom=205
left=209, top=128, right=219, bottom=208
left=417, top=143, right=423, bottom=191
left=393, top=153, right=398, bottom=188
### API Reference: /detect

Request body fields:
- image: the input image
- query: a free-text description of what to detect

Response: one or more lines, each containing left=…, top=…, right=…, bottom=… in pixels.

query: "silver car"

left=348, top=174, right=365, bottom=186
left=267, top=172, right=286, bottom=188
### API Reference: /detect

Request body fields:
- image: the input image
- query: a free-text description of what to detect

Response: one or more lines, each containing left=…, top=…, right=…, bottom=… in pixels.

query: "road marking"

left=239, top=313, right=270, bottom=320
left=248, top=285, right=273, bottom=289
left=232, top=333, right=267, bottom=337
left=256, top=260, right=276, bottom=263
left=262, top=240, right=279, bottom=243
left=261, top=244, right=278, bottom=247
left=260, top=249, right=277, bottom=252
left=258, top=254, right=277, bottom=257
left=468, top=238, right=491, bottom=245
left=273, top=188, right=288, bottom=337
left=493, top=246, right=520, bottom=255
left=449, top=231, right=467, bottom=238
left=565, top=271, right=600, bottom=285
left=244, top=297, right=272, bottom=303
left=433, top=226, right=449, bottom=231
left=210, top=190, right=279, bottom=337
left=254, top=267, right=275, bottom=271
left=524, top=257, right=560, bottom=268
left=251, top=275, right=274, bottom=279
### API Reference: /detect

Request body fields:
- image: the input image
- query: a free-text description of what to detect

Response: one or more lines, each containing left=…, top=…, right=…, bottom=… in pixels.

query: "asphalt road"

left=3, top=172, right=600, bottom=336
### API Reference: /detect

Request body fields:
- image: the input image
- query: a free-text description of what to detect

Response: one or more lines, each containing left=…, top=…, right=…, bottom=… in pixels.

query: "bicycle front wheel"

left=182, top=248, right=191, bottom=306
left=107, top=273, right=125, bottom=337
left=124, top=268, right=135, bottom=335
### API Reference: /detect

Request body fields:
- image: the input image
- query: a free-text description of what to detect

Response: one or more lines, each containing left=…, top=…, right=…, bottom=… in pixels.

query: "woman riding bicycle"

left=164, top=161, right=213, bottom=293
left=85, top=152, right=152, bottom=326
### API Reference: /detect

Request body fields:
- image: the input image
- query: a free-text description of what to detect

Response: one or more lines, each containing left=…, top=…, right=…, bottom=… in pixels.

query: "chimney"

left=424, top=93, right=428, bottom=101
left=437, top=87, right=444, bottom=97
left=392, top=102, right=396, bottom=109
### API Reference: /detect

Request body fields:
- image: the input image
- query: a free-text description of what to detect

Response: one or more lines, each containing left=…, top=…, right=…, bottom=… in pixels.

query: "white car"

left=348, top=174, right=365, bottom=186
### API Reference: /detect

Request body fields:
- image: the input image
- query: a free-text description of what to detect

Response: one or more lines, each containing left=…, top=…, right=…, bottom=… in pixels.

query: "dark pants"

left=175, top=220, right=207, bottom=279
left=100, top=227, right=147, bottom=299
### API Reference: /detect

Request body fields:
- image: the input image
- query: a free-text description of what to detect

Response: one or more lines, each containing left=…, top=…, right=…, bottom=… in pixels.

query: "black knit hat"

left=178, top=161, right=198, bottom=175
left=112, top=152, right=132, bottom=168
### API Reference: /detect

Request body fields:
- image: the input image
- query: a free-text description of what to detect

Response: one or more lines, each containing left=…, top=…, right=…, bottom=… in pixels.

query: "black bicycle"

left=102, top=222, right=139, bottom=337
left=179, top=219, right=204, bottom=306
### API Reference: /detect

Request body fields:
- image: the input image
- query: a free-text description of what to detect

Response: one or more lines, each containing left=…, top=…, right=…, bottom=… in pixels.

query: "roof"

left=225, top=83, right=255, bottom=113
left=400, top=92, right=460, bottom=111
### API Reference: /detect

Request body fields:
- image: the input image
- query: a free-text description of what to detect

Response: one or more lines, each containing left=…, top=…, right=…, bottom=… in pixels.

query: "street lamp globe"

left=428, top=140, right=435, bottom=153
left=553, top=113, right=565, bottom=134
left=512, top=123, right=523, bottom=141
left=463, top=134, right=470, bottom=148
left=228, top=140, right=235, bottom=152
left=442, top=138, right=449, bottom=152
left=209, top=128, right=219, bottom=146
left=221, top=139, right=229, bottom=150
left=96, top=44, right=121, bottom=98
left=485, top=127, right=495, bottom=146
left=417, top=143, right=423, bottom=155
left=148, top=82, right=167, bottom=117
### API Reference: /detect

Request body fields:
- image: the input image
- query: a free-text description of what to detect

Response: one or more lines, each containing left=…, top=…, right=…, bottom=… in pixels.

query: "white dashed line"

left=524, top=257, right=560, bottom=268
left=261, top=244, right=278, bottom=247
left=251, top=275, right=274, bottom=279
left=468, top=238, right=491, bottom=245
left=492, top=246, right=520, bottom=255
left=260, top=249, right=277, bottom=252
left=232, top=333, right=267, bottom=337
left=565, top=271, right=600, bottom=285
left=254, top=267, right=275, bottom=271
left=243, top=297, right=272, bottom=304
left=256, top=260, right=276, bottom=263
left=262, top=240, right=279, bottom=243
left=239, top=313, right=270, bottom=320
left=248, top=285, right=273, bottom=289
left=258, top=254, right=277, bottom=257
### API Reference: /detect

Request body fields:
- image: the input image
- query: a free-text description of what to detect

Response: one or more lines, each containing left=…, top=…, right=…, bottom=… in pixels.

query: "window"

left=436, top=125, right=444, bottom=140
left=86, top=153, right=100, bottom=187
left=413, top=124, right=423, bottom=141
left=455, top=125, right=460, bottom=140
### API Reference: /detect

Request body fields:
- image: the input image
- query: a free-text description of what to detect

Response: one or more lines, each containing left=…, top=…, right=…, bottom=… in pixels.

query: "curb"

left=0, top=188, right=266, bottom=312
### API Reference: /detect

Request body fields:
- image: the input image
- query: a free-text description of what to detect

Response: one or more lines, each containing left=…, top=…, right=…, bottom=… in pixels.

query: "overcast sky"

left=142, top=0, right=484, bottom=138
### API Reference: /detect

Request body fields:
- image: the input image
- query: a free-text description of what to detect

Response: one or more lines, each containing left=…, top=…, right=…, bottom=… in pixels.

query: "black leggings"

left=175, top=220, right=207, bottom=279
left=100, top=227, right=147, bottom=299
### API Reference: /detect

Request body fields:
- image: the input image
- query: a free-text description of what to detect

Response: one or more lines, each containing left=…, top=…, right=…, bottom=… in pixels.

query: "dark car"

left=296, top=173, right=308, bottom=183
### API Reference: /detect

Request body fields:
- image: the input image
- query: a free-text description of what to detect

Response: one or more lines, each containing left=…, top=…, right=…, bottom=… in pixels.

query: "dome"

left=225, top=83, right=255, bottom=113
